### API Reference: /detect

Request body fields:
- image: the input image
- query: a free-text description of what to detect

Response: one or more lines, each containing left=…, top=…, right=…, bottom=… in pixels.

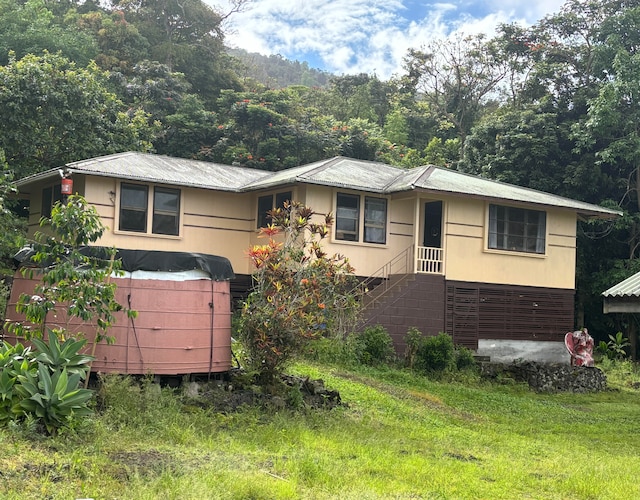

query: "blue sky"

left=213, top=0, right=567, bottom=79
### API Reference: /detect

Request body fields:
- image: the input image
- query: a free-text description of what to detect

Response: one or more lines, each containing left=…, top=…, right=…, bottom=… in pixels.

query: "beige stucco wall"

left=26, top=176, right=257, bottom=275
left=441, top=195, right=576, bottom=289
left=22, top=175, right=578, bottom=289
left=294, top=185, right=416, bottom=277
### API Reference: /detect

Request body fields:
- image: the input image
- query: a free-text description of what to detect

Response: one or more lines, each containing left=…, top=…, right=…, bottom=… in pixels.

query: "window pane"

left=364, top=197, right=387, bottom=244
left=257, top=195, right=273, bottom=228
left=42, top=187, right=52, bottom=218
left=336, top=193, right=359, bottom=241
left=153, top=187, right=180, bottom=235
left=488, top=204, right=545, bottom=254
left=119, top=184, right=148, bottom=232
left=275, top=191, right=291, bottom=209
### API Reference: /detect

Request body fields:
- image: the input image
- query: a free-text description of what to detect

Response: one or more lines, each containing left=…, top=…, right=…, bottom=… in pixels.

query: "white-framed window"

left=118, top=182, right=181, bottom=236
left=488, top=204, right=546, bottom=254
left=257, top=191, right=292, bottom=228
left=335, top=192, right=387, bottom=244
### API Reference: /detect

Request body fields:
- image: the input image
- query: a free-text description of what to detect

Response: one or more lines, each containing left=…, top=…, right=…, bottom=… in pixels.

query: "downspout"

left=208, top=279, right=215, bottom=381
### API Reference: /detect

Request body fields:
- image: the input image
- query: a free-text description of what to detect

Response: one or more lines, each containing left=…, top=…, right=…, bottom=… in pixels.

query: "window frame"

left=335, top=193, right=360, bottom=242
left=487, top=204, right=546, bottom=255
left=334, top=192, right=388, bottom=245
left=117, top=182, right=182, bottom=237
left=364, top=196, right=387, bottom=244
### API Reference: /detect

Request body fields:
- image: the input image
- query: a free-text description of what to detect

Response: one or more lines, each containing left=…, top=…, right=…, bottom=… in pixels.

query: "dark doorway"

left=423, top=201, right=442, bottom=248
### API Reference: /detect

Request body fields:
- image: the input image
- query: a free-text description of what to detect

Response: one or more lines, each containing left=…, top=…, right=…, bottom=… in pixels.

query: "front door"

left=423, top=201, right=442, bottom=248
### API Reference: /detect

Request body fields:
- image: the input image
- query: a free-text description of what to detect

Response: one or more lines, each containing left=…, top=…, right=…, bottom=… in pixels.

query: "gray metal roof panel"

left=409, top=166, right=620, bottom=218
left=602, top=272, right=640, bottom=298
left=17, top=152, right=271, bottom=191
left=244, top=156, right=403, bottom=193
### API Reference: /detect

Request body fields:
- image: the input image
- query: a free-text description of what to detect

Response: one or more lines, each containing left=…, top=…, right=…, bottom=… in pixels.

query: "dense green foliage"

left=403, top=329, right=478, bottom=374
left=1, top=0, right=640, bottom=345
left=348, top=325, right=396, bottom=366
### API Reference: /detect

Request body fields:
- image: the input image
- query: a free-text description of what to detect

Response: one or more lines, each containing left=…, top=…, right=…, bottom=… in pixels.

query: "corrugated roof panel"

left=245, top=156, right=403, bottom=193
left=413, top=167, right=619, bottom=218
left=66, top=152, right=270, bottom=191
left=602, top=272, right=640, bottom=297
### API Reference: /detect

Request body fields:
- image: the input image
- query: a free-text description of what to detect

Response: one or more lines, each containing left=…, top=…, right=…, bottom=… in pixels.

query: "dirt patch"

left=187, top=371, right=342, bottom=413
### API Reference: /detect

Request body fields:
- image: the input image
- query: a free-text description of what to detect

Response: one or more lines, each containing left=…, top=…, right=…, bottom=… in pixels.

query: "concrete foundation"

left=477, top=339, right=569, bottom=364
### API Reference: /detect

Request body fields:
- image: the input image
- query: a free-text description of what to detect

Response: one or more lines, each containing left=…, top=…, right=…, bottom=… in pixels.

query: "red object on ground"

left=564, top=328, right=594, bottom=367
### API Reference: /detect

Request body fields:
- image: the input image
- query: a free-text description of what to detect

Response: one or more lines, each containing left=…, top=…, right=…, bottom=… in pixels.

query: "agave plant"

left=15, top=364, right=93, bottom=434
left=30, top=331, right=94, bottom=379
left=0, top=342, right=35, bottom=423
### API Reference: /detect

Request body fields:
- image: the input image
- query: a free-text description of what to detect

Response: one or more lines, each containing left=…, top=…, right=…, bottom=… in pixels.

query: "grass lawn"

left=0, top=361, right=638, bottom=499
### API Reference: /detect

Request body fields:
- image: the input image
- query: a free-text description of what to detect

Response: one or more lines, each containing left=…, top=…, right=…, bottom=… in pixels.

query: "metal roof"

left=602, top=272, right=640, bottom=298
left=410, top=166, right=619, bottom=218
left=16, top=152, right=271, bottom=192
left=17, top=152, right=621, bottom=218
left=244, top=156, right=405, bottom=193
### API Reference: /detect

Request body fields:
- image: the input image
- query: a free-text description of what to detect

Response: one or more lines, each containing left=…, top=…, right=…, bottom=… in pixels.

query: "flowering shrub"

left=238, top=201, right=362, bottom=386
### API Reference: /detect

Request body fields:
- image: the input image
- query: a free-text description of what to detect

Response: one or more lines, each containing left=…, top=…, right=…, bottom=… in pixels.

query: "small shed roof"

left=602, top=272, right=640, bottom=298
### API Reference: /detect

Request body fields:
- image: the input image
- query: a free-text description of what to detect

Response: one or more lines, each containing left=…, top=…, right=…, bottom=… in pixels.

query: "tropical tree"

left=7, top=194, right=133, bottom=345
left=403, top=34, right=507, bottom=147
left=0, top=0, right=98, bottom=66
left=0, top=52, right=157, bottom=177
left=110, top=0, right=241, bottom=105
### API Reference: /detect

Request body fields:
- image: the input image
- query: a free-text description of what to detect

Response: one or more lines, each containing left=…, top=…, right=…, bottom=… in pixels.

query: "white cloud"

left=212, top=0, right=568, bottom=79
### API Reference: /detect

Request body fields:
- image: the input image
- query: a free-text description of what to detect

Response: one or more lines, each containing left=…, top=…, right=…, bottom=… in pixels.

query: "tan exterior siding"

left=299, top=186, right=417, bottom=277
left=441, top=196, right=576, bottom=289
left=39, top=176, right=256, bottom=274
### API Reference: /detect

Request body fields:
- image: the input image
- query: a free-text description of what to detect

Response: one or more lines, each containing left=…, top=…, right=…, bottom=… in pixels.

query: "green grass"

left=1, top=361, right=639, bottom=499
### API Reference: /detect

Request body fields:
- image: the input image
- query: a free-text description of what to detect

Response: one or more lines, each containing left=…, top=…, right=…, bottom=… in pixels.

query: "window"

left=41, top=184, right=62, bottom=218
left=152, top=187, right=180, bottom=236
left=488, top=205, right=546, bottom=254
left=336, top=193, right=359, bottom=241
left=336, top=193, right=387, bottom=244
left=119, top=184, right=148, bottom=232
left=119, top=183, right=181, bottom=236
left=257, top=191, right=291, bottom=228
left=364, top=197, right=387, bottom=244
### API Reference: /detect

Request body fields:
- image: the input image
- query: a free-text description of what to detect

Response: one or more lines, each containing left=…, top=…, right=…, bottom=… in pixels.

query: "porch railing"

left=360, top=245, right=415, bottom=298
left=416, top=246, right=443, bottom=274
left=359, top=245, right=443, bottom=306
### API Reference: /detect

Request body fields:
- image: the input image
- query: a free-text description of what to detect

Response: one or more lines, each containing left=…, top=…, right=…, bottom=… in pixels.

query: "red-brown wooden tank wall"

left=4, top=272, right=233, bottom=375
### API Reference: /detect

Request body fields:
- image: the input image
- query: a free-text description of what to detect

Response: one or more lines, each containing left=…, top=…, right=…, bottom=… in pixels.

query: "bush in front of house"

left=0, top=333, right=93, bottom=435
left=416, top=332, right=455, bottom=372
left=344, top=325, right=395, bottom=366
left=237, top=201, right=362, bottom=388
left=405, top=329, right=476, bottom=374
